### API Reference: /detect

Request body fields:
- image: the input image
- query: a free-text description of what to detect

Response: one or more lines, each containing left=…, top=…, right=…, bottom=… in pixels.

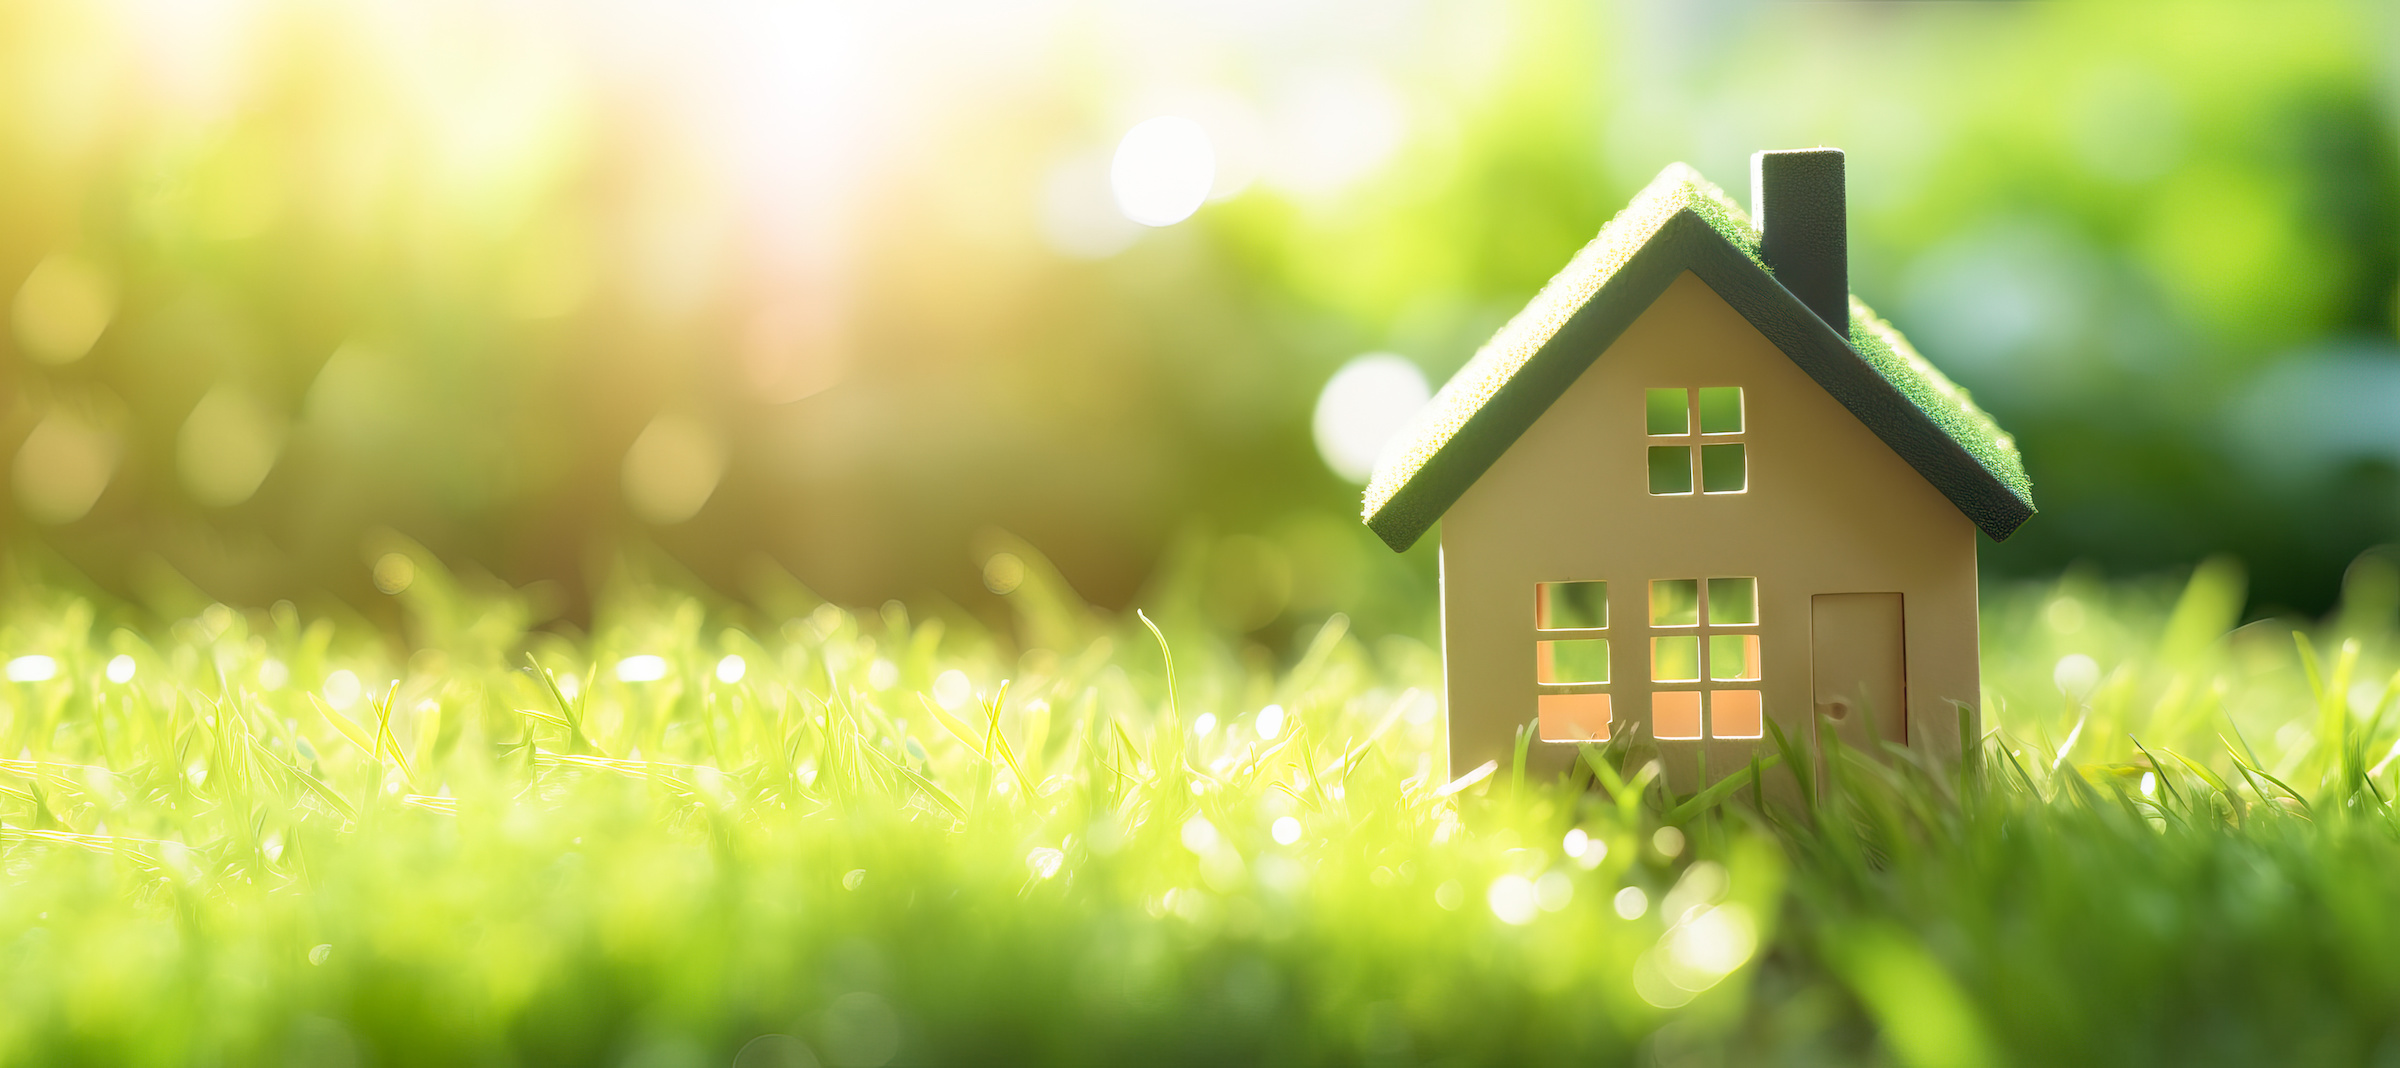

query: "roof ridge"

left=1361, top=164, right=1745, bottom=520
left=1359, top=160, right=2034, bottom=550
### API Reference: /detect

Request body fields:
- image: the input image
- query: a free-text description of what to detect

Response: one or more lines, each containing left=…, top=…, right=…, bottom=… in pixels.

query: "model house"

left=1362, top=149, right=2034, bottom=785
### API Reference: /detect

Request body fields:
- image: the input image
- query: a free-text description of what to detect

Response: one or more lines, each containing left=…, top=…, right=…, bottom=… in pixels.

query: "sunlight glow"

left=106, top=655, right=137, bottom=684
left=1314, top=354, right=1429, bottom=484
left=1271, top=816, right=1302, bottom=845
left=1110, top=116, right=1216, bottom=227
left=715, top=655, right=746, bottom=684
left=1262, top=67, right=1407, bottom=196
left=1255, top=703, right=1285, bottom=740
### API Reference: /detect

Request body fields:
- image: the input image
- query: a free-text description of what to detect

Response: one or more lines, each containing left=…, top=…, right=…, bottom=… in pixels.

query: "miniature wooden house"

left=1361, top=149, right=2034, bottom=785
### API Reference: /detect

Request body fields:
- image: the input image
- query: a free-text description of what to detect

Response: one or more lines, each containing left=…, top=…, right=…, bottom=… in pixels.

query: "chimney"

left=1750, top=148, right=1848, bottom=335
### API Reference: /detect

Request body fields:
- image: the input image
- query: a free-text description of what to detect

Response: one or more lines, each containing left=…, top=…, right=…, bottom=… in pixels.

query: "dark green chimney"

left=1750, top=148, right=1848, bottom=335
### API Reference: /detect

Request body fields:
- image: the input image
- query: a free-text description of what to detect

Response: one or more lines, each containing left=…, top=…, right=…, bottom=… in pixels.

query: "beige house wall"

left=1439, top=270, right=1980, bottom=788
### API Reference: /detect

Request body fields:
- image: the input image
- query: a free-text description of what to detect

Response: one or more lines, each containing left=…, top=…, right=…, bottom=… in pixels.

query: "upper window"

left=1645, top=387, right=1747, bottom=495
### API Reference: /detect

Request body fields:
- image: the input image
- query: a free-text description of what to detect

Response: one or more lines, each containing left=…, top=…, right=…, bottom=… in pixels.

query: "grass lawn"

left=2, top=548, right=2398, bottom=1067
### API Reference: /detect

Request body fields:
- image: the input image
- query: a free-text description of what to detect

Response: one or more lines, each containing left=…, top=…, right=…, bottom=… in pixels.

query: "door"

left=1811, top=593, right=1907, bottom=752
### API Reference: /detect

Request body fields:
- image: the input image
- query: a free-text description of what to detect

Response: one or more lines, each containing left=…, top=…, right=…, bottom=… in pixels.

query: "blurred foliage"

left=2, top=0, right=2396, bottom=631
left=1, top=540, right=2400, bottom=1062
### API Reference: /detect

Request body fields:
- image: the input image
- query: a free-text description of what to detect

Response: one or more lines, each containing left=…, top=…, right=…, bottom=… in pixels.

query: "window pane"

left=1707, top=577, right=1758, bottom=625
left=1698, top=386, right=1743, bottom=434
left=1645, top=388, right=1688, bottom=435
left=1709, top=633, right=1761, bottom=681
left=1651, top=636, right=1699, bottom=682
left=1710, top=690, right=1763, bottom=738
left=1538, top=693, right=1611, bottom=742
left=1537, top=638, right=1610, bottom=684
left=1701, top=443, right=1746, bottom=493
left=1649, top=579, right=1699, bottom=627
left=1535, top=580, right=1607, bottom=630
left=1647, top=446, right=1693, bottom=494
left=1652, top=691, right=1702, bottom=739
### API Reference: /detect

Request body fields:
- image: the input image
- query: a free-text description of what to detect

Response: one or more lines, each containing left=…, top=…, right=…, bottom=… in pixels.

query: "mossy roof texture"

left=1361, top=163, right=2035, bottom=552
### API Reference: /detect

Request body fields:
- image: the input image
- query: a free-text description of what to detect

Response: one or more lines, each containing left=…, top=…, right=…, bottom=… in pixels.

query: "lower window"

left=1651, top=689, right=1765, bottom=739
left=1652, top=691, right=1702, bottom=739
left=1710, top=690, right=1764, bottom=738
left=1538, top=692, right=1611, bottom=741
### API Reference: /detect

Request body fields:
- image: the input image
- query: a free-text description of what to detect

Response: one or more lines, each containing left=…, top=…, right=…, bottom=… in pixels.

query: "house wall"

left=1439, top=270, right=1979, bottom=787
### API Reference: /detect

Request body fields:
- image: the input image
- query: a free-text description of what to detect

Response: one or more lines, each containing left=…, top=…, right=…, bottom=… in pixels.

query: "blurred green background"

left=3, top=0, right=2395, bottom=633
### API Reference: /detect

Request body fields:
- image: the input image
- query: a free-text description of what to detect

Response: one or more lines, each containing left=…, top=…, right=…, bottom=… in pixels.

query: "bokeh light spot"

left=1256, top=703, right=1285, bottom=740
left=1271, top=816, right=1302, bottom=845
left=616, top=655, right=668, bottom=683
left=11, top=413, right=117, bottom=524
left=2055, top=653, right=2101, bottom=698
left=6, top=655, right=58, bottom=683
left=2045, top=596, right=2087, bottom=634
left=177, top=386, right=286, bottom=507
left=715, top=655, right=747, bottom=684
left=1487, top=873, right=1537, bottom=925
left=373, top=554, right=415, bottom=595
left=1615, top=886, right=1649, bottom=919
left=323, top=670, right=363, bottom=710
left=1536, top=870, right=1574, bottom=912
left=106, top=655, right=136, bottom=684
left=1666, top=905, right=1758, bottom=980
left=11, top=253, right=113, bottom=365
left=1180, top=815, right=1219, bottom=855
left=622, top=413, right=727, bottom=526
left=932, top=669, right=972, bottom=710
left=1111, top=116, right=1216, bottom=228
left=1434, top=880, right=1463, bottom=910
left=983, top=553, right=1025, bottom=595
left=1652, top=826, right=1685, bottom=858
left=1314, top=354, right=1429, bottom=484
left=732, top=1034, right=817, bottom=1068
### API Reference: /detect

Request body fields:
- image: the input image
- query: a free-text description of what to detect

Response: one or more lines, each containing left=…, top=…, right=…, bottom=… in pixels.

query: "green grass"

left=1, top=546, right=2398, bottom=1066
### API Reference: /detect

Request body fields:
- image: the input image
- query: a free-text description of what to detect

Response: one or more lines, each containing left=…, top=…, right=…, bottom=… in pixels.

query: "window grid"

left=1645, top=387, right=1747, bottom=496
left=1647, top=577, right=1763, bottom=740
left=1533, top=580, right=1611, bottom=742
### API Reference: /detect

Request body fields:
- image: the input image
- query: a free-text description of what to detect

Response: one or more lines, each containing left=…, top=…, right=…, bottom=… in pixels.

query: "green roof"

left=1361, top=163, right=2034, bottom=551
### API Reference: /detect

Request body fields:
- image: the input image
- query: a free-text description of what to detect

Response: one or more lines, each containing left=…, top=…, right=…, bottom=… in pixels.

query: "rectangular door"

left=1811, top=593, right=1907, bottom=751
